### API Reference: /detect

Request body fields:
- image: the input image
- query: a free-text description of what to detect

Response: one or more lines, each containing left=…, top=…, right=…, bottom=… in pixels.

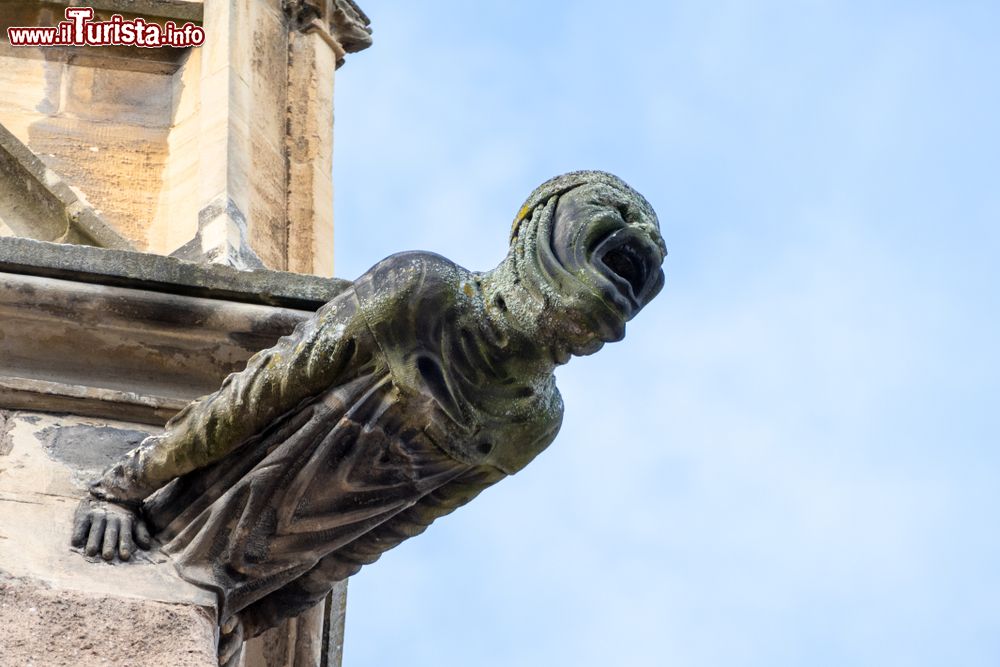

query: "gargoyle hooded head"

left=486, top=171, right=666, bottom=365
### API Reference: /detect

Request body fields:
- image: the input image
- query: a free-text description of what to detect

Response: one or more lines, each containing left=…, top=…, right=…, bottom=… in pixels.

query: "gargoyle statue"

left=70, top=171, right=666, bottom=665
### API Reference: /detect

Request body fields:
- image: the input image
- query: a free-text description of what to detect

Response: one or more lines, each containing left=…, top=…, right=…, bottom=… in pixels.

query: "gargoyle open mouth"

left=592, top=227, right=662, bottom=310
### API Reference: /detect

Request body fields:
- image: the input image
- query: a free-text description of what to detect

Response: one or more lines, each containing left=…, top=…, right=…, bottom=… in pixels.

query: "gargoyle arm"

left=89, top=286, right=366, bottom=504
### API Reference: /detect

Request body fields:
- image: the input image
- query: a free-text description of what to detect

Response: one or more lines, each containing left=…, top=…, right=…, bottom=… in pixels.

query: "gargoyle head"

left=505, top=171, right=666, bottom=362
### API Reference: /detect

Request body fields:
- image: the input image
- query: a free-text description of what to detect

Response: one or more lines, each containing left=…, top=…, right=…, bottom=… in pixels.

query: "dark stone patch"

left=39, top=425, right=149, bottom=479
left=0, top=412, right=11, bottom=456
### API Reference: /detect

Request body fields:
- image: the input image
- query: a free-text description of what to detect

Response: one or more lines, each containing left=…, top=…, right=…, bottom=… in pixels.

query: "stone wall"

left=0, top=409, right=219, bottom=666
left=0, top=239, right=353, bottom=666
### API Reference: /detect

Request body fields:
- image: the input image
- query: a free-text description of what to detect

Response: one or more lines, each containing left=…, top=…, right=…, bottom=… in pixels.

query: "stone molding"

left=0, top=124, right=134, bottom=250
left=0, top=236, right=348, bottom=309
left=0, top=238, right=349, bottom=425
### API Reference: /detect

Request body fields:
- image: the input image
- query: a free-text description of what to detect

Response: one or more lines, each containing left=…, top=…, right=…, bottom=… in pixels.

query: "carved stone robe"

left=128, top=252, right=563, bottom=628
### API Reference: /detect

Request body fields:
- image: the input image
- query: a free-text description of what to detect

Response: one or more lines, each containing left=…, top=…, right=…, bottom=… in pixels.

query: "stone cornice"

left=0, top=237, right=349, bottom=310
left=0, top=238, right=350, bottom=424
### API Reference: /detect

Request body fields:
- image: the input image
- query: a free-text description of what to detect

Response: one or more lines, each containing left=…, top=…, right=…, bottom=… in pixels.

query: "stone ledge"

left=0, top=270, right=318, bottom=424
left=0, top=376, right=188, bottom=425
left=0, top=236, right=350, bottom=311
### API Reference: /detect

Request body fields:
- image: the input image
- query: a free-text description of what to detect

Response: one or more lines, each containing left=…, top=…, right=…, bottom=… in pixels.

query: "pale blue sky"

left=332, top=2, right=1000, bottom=665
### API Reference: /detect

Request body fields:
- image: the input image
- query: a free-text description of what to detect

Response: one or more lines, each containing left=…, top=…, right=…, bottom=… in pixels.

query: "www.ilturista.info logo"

left=7, top=7, right=205, bottom=48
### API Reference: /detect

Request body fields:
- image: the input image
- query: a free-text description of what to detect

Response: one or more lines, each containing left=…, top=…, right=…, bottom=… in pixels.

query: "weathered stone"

left=76, top=172, right=667, bottom=660
left=244, top=597, right=334, bottom=667
left=0, top=411, right=218, bottom=665
left=322, top=580, right=348, bottom=667
left=0, top=0, right=368, bottom=272
left=284, top=0, right=372, bottom=66
left=0, top=578, right=217, bottom=667
left=0, top=124, right=131, bottom=249
left=0, top=243, right=355, bottom=663
left=0, top=0, right=371, bottom=662
left=0, top=268, right=323, bottom=424
left=0, top=237, right=348, bottom=309
left=0, top=1, right=189, bottom=249
left=286, top=29, right=337, bottom=276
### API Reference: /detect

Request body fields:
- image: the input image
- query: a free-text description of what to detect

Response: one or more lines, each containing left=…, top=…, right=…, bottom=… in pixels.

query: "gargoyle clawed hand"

left=70, top=497, right=152, bottom=561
